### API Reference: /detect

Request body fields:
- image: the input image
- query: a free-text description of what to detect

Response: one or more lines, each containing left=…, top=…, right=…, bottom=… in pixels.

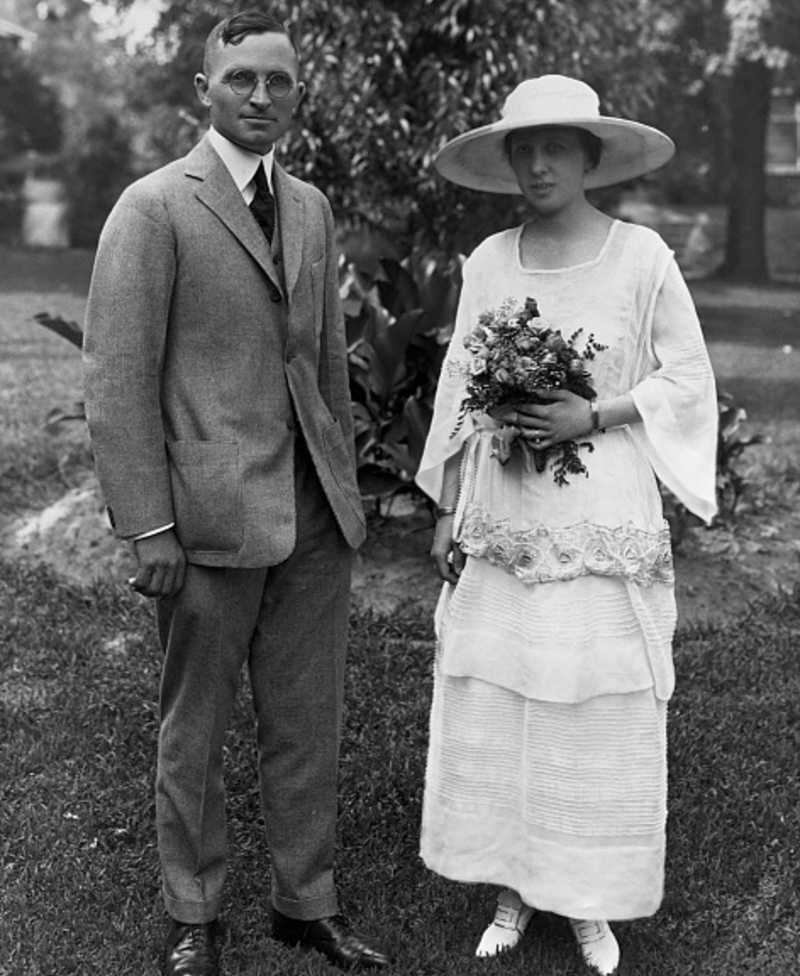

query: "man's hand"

left=130, top=530, right=186, bottom=599
left=430, top=514, right=465, bottom=585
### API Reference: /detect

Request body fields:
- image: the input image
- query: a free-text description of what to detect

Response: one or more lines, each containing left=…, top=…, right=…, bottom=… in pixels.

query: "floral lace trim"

left=444, top=353, right=468, bottom=377
left=458, top=506, right=674, bottom=587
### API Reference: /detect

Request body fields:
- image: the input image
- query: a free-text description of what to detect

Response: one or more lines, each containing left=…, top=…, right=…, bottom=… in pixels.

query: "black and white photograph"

left=1, top=2, right=798, bottom=974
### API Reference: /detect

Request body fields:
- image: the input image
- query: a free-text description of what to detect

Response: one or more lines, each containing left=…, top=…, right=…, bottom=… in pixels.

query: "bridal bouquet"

left=452, top=296, right=606, bottom=486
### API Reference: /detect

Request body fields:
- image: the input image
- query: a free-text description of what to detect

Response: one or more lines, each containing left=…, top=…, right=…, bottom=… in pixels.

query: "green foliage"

left=662, top=387, right=768, bottom=547
left=341, top=236, right=460, bottom=507
left=715, top=390, right=770, bottom=518
left=0, top=173, right=24, bottom=246
left=32, top=313, right=87, bottom=433
left=0, top=38, right=63, bottom=161
left=33, top=311, right=83, bottom=350
left=125, top=0, right=669, bottom=256
left=19, top=0, right=800, bottom=271
left=65, top=114, right=135, bottom=248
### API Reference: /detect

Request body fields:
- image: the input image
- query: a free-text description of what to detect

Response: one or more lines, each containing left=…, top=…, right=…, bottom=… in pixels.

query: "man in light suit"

left=82, top=10, right=391, bottom=975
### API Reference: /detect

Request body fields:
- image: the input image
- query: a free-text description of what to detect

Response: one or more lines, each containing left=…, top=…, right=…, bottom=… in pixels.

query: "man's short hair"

left=203, top=10, right=297, bottom=74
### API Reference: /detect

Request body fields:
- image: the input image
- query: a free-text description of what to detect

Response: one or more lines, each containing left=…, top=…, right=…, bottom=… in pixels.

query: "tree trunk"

left=719, top=58, right=772, bottom=282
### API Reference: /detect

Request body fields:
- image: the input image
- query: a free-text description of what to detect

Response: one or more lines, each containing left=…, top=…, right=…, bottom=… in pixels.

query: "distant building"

left=0, top=14, right=69, bottom=247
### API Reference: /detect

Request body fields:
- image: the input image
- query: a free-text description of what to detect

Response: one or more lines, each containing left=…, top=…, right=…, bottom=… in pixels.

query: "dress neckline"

left=515, top=218, right=620, bottom=275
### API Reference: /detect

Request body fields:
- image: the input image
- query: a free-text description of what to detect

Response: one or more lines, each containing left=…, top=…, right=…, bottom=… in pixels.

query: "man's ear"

left=195, top=73, right=211, bottom=107
left=294, top=81, right=307, bottom=111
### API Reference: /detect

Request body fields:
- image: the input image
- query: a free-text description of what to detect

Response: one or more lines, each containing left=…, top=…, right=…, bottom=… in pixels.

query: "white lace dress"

left=415, top=220, right=717, bottom=920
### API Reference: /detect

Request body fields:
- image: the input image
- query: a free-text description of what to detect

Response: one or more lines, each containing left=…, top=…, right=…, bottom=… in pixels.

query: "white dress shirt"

left=206, top=125, right=276, bottom=202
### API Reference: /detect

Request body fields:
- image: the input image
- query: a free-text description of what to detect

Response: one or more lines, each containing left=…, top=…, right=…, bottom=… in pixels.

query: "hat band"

left=502, top=89, right=600, bottom=125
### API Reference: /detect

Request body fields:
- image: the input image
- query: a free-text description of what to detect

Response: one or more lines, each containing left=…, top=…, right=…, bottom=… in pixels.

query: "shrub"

left=341, top=240, right=460, bottom=511
left=64, top=115, right=134, bottom=249
left=662, top=388, right=768, bottom=547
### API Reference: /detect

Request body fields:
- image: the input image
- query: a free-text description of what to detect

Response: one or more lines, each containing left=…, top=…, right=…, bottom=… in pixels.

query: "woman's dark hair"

left=203, top=10, right=296, bottom=73
left=504, top=126, right=603, bottom=171
left=576, top=129, right=603, bottom=170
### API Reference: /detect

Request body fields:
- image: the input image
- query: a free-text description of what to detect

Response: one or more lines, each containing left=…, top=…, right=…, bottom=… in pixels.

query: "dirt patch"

left=355, top=503, right=800, bottom=627
left=352, top=506, right=441, bottom=616
left=1, top=476, right=137, bottom=585
left=5, top=478, right=797, bottom=628
left=1, top=480, right=437, bottom=611
left=674, top=515, right=800, bottom=626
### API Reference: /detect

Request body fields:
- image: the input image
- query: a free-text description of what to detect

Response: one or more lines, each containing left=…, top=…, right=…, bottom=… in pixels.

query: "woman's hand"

left=430, top=514, right=465, bottom=585
left=487, top=403, right=520, bottom=426
left=515, top=389, right=593, bottom=448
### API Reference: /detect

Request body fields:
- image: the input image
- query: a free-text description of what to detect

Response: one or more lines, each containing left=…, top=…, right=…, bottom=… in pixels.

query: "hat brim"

left=435, top=116, right=675, bottom=193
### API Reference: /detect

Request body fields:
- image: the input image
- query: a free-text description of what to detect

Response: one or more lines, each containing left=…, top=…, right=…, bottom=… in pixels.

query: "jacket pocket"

left=167, top=440, right=244, bottom=552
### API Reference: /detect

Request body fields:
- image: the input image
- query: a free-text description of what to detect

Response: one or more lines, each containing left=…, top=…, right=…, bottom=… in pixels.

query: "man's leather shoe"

left=271, top=909, right=392, bottom=969
left=164, top=920, right=219, bottom=976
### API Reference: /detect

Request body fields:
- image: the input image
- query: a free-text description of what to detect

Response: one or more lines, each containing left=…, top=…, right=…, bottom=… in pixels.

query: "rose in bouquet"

left=451, top=296, right=606, bottom=486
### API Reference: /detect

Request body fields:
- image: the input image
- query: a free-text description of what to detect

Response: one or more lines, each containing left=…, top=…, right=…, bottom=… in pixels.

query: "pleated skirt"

left=421, top=668, right=668, bottom=920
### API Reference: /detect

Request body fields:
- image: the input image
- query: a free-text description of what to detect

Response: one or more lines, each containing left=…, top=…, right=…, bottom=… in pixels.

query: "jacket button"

left=286, top=418, right=295, bottom=432
left=270, top=287, right=282, bottom=303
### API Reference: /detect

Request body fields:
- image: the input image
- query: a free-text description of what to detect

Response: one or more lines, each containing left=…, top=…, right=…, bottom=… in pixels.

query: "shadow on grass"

left=698, top=304, right=800, bottom=349
left=713, top=377, right=800, bottom=423
left=1, top=561, right=799, bottom=976
left=0, top=245, right=95, bottom=296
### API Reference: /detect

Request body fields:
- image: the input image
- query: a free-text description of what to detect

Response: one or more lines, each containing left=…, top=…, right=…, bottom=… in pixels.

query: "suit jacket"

left=83, top=135, right=366, bottom=567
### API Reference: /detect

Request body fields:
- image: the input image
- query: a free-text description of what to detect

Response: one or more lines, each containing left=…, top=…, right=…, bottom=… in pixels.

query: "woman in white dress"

left=416, top=76, right=718, bottom=975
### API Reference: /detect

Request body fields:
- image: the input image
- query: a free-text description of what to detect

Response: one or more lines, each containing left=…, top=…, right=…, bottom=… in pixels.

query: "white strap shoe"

left=569, top=919, right=620, bottom=975
left=475, top=889, right=535, bottom=957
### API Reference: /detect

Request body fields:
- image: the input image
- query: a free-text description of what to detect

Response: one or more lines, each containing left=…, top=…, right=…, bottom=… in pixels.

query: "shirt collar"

left=207, top=127, right=275, bottom=194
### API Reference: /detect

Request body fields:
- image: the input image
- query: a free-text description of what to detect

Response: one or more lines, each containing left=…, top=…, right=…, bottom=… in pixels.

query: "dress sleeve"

left=415, top=256, right=479, bottom=503
left=629, top=257, right=718, bottom=523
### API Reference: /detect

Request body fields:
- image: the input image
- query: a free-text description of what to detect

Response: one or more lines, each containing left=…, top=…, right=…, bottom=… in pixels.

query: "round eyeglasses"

left=226, top=70, right=295, bottom=100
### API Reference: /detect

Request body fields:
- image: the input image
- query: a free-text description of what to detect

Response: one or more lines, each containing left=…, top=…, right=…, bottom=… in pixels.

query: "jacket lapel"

left=273, top=163, right=305, bottom=298
left=186, top=136, right=281, bottom=290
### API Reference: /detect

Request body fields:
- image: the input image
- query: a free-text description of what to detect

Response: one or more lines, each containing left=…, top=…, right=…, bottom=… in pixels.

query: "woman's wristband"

left=590, top=398, right=602, bottom=433
left=435, top=506, right=457, bottom=519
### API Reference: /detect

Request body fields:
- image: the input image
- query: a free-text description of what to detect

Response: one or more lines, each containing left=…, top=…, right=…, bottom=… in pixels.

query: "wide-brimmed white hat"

left=435, top=75, right=675, bottom=193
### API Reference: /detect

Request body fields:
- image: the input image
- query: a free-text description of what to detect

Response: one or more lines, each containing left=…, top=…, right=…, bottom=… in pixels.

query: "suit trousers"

left=154, top=434, right=353, bottom=924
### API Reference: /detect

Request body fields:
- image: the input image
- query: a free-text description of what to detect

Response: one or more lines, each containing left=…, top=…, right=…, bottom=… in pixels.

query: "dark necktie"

left=249, top=162, right=275, bottom=243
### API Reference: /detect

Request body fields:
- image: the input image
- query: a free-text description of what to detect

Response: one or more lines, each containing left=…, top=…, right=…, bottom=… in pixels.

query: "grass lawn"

left=1, top=563, right=799, bottom=976
left=0, top=252, right=89, bottom=518
left=1, top=244, right=800, bottom=975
